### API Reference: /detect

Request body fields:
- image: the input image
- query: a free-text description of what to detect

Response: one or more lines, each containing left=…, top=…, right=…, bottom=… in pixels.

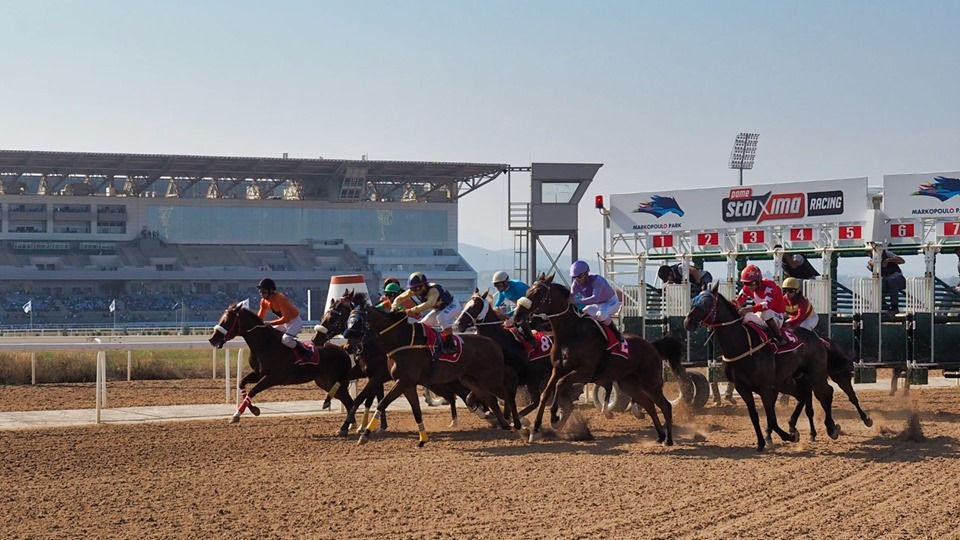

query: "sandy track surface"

left=2, top=382, right=960, bottom=539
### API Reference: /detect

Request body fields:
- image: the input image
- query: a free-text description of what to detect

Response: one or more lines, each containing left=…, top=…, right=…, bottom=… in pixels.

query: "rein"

left=721, top=325, right=771, bottom=362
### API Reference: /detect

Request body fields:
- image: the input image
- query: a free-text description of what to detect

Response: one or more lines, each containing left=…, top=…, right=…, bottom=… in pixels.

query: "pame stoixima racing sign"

left=608, top=177, right=867, bottom=235
left=881, top=171, right=960, bottom=220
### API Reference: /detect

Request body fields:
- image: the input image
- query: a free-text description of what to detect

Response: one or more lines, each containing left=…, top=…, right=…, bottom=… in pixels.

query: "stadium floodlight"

left=729, top=132, right=759, bottom=186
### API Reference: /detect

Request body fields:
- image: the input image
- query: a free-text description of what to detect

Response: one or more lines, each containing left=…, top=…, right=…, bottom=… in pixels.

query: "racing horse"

left=683, top=285, right=840, bottom=451
left=511, top=273, right=685, bottom=445
left=784, top=340, right=874, bottom=434
left=315, top=290, right=480, bottom=432
left=454, top=289, right=556, bottom=421
left=343, top=297, right=521, bottom=447
left=208, top=302, right=358, bottom=436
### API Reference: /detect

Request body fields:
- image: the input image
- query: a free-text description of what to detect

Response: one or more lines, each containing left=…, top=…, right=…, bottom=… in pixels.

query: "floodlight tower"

left=729, top=132, right=759, bottom=185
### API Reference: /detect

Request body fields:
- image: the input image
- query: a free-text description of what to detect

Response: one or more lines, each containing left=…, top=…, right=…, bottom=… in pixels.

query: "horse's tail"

left=826, top=338, right=855, bottom=376
left=653, top=335, right=685, bottom=377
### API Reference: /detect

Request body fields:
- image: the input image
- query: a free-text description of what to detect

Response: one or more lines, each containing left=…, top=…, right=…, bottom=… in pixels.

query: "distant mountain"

left=458, top=243, right=514, bottom=273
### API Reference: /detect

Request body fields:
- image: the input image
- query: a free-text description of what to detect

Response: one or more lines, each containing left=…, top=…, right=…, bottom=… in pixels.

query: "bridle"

left=522, top=282, right=571, bottom=320
left=457, top=296, right=502, bottom=328
left=317, top=300, right=353, bottom=337
left=693, top=291, right=741, bottom=328
left=213, top=306, right=248, bottom=341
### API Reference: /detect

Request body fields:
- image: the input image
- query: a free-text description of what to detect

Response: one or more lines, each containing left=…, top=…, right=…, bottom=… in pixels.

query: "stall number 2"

left=742, top=230, right=765, bottom=244
left=697, top=232, right=719, bottom=246
left=890, top=223, right=915, bottom=238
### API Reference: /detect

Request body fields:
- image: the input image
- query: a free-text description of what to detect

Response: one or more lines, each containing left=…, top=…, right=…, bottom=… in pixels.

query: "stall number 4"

left=891, top=224, right=915, bottom=238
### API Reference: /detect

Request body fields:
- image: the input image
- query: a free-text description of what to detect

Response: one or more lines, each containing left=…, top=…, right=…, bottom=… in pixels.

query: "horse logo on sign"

left=633, top=195, right=684, bottom=218
left=913, top=176, right=960, bottom=202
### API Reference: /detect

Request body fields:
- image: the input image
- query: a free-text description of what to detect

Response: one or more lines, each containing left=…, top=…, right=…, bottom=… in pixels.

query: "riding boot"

left=293, top=340, right=312, bottom=359
left=607, top=322, right=624, bottom=342
left=440, top=332, right=457, bottom=355
left=766, top=320, right=787, bottom=346
left=520, top=324, right=538, bottom=346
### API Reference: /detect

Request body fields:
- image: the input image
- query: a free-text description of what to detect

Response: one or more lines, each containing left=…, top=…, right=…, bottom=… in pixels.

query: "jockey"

left=491, top=271, right=529, bottom=316
left=256, top=278, right=310, bottom=357
left=782, top=277, right=820, bottom=332
left=375, top=282, right=402, bottom=310
left=393, top=272, right=462, bottom=355
left=734, top=265, right=787, bottom=346
left=570, top=260, right=623, bottom=341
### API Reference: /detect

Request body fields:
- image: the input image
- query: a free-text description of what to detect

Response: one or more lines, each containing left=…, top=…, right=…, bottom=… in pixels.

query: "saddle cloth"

left=744, top=322, right=804, bottom=355
left=293, top=341, right=320, bottom=366
left=508, top=328, right=552, bottom=361
left=422, top=325, right=463, bottom=363
left=601, top=324, right=629, bottom=359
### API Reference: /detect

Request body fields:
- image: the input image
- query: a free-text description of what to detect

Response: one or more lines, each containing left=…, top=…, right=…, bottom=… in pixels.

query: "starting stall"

left=599, top=171, right=960, bottom=389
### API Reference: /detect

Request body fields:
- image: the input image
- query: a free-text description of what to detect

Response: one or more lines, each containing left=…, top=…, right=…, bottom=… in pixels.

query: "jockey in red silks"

left=734, top=264, right=787, bottom=346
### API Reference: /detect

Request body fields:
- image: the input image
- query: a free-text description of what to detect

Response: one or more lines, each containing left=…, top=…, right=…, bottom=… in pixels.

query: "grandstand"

left=0, top=149, right=515, bottom=327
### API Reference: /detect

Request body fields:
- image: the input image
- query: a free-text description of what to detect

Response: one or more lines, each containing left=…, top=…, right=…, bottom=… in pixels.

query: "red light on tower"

left=594, top=195, right=604, bottom=209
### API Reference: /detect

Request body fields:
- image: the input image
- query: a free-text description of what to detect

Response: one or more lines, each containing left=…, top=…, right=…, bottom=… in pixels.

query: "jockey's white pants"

left=420, top=301, right=462, bottom=332
left=743, top=310, right=783, bottom=328
left=793, top=313, right=820, bottom=332
left=276, top=316, right=304, bottom=348
left=581, top=296, right=621, bottom=325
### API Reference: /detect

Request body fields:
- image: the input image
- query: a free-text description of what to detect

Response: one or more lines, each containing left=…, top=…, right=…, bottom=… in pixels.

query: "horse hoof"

left=376, top=426, right=386, bottom=434
left=358, top=432, right=370, bottom=446
left=417, top=440, right=426, bottom=448
left=249, top=405, right=261, bottom=417
left=528, top=431, right=541, bottom=444
left=631, top=403, right=645, bottom=419
left=229, top=415, right=240, bottom=424
left=809, top=435, right=817, bottom=442
left=664, top=438, right=673, bottom=447
left=864, top=417, right=874, bottom=428
left=449, top=419, right=458, bottom=429
left=829, top=424, right=841, bottom=440
left=338, top=428, right=349, bottom=437
left=322, top=401, right=331, bottom=411
left=790, top=431, right=800, bottom=443
left=603, top=410, right=614, bottom=419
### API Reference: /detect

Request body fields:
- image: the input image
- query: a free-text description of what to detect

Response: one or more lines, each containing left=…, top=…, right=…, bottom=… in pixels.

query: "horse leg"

left=230, top=372, right=265, bottom=423
left=835, top=373, right=873, bottom=427
left=402, top=384, right=430, bottom=448
left=783, top=379, right=816, bottom=442
left=339, top=379, right=377, bottom=437
left=620, top=377, right=672, bottom=445
left=599, top=382, right=615, bottom=419
left=551, top=371, right=586, bottom=432
left=811, top=376, right=840, bottom=440
left=737, top=382, right=766, bottom=451
left=460, top=377, right=510, bottom=430
left=323, top=377, right=356, bottom=437
left=516, top=382, right=541, bottom=425
left=359, top=379, right=413, bottom=446
left=526, top=368, right=560, bottom=443
left=759, top=387, right=796, bottom=445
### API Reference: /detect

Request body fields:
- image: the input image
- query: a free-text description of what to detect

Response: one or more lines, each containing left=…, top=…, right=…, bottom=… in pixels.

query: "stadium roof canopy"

left=0, top=149, right=511, bottom=201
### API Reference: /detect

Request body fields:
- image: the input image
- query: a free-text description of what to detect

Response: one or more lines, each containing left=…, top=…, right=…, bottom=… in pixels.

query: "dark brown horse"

left=683, top=286, right=840, bottom=451
left=511, top=273, right=684, bottom=445
left=343, top=299, right=521, bottom=446
left=785, top=339, right=873, bottom=434
left=314, top=291, right=481, bottom=432
left=208, top=302, right=357, bottom=436
left=454, top=290, right=556, bottom=421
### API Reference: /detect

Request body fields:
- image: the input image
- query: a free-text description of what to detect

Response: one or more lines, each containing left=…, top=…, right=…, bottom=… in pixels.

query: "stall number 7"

left=790, top=228, right=813, bottom=242
left=890, top=223, right=915, bottom=238
left=742, top=230, right=765, bottom=244
left=839, top=225, right=862, bottom=240
left=945, top=222, right=960, bottom=236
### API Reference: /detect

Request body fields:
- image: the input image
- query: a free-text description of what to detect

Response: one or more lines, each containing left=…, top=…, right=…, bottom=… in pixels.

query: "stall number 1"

left=790, top=228, right=813, bottom=242
left=890, top=223, right=915, bottom=238
left=697, top=232, right=719, bottom=246
left=944, top=222, right=960, bottom=236
left=652, top=235, right=674, bottom=248
left=742, top=230, right=765, bottom=244
left=839, top=225, right=862, bottom=240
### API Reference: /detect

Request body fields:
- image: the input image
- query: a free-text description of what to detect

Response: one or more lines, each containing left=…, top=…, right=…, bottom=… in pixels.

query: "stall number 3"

left=742, top=230, right=765, bottom=244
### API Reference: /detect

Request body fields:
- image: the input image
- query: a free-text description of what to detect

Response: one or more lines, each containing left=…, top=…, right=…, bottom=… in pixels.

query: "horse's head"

left=513, top=272, right=568, bottom=326
left=344, top=304, right=408, bottom=344
left=315, top=291, right=356, bottom=344
left=454, top=289, right=499, bottom=333
left=683, top=283, right=737, bottom=331
left=209, top=301, right=260, bottom=348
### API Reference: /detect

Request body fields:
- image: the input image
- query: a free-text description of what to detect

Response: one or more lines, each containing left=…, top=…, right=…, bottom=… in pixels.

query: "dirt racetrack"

left=2, top=379, right=960, bottom=539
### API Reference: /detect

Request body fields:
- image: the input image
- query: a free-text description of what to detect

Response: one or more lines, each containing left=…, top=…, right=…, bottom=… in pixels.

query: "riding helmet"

left=257, top=278, right=277, bottom=292
left=408, top=272, right=427, bottom=288
left=491, top=271, right=509, bottom=284
left=570, top=260, right=590, bottom=278
left=384, top=282, right=402, bottom=294
left=740, top=265, right=762, bottom=283
left=782, top=277, right=801, bottom=291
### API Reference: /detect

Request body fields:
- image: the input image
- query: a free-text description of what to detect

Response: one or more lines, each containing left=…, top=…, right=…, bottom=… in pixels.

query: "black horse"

left=683, top=286, right=840, bottom=451
left=454, top=290, right=555, bottom=421
left=343, top=298, right=522, bottom=446
left=315, top=291, right=482, bottom=432
left=208, top=302, right=357, bottom=436
left=512, top=273, right=684, bottom=445
left=786, top=339, right=873, bottom=431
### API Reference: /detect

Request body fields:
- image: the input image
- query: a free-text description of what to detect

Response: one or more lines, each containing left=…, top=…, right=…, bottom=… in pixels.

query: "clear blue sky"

left=2, top=1, right=958, bottom=274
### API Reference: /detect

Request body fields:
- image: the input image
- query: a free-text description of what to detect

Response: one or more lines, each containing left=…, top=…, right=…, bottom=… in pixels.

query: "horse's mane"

left=349, top=291, right=371, bottom=308
left=713, top=289, right=739, bottom=314
left=534, top=278, right=572, bottom=301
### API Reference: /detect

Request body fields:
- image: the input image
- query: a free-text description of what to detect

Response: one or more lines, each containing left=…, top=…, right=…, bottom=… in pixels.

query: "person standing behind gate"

left=782, top=277, right=820, bottom=332
left=774, top=244, right=820, bottom=281
left=866, top=246, right=906, bottom=318
left=657, top=263, right=714, bottom=296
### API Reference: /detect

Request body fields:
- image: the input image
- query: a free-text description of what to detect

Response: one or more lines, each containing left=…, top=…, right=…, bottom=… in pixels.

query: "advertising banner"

left=609, top=177, right=868, bottom=235
left=882, top=171, right=960, bottom=220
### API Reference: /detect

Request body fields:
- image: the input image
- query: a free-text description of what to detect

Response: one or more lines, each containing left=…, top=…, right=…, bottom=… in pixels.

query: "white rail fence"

left=0, top=339, right=247, bottom=423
